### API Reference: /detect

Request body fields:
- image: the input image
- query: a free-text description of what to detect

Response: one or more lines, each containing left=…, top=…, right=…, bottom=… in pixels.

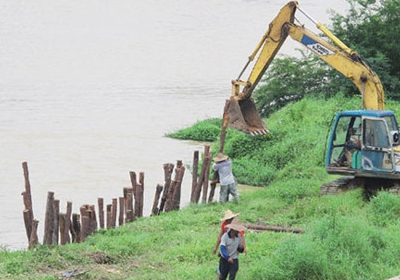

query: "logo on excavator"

left=301, top=35, right=334, bottom=56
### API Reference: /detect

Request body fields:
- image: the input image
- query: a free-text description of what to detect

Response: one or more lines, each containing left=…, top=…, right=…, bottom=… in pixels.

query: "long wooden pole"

left=172, top=161, right=185, bottom=211
left=201, top=147, right=211, bottom=203
left=159, top=163, right=174, bottom=213
left=22, top=162, right=34, bottom=243
left=43, top=191, right=55, bottom=245
left=209, top=100, right=231, bottom=202
left=151, top=184, right=163, bottom=216
left=190, top=151, right=199, bottom=202
left=28, top=219, right=39, bottom=249
left=245, top=223, right=303, bottom=233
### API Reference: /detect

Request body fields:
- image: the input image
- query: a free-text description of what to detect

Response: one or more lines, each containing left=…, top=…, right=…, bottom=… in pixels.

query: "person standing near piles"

left=212, top=152, right=240, bottom=203
left=213, top=210, right=246, bottom=279
left=219, top=219, right=247, bottom=280
left=212, top=210, right=246, bottom=255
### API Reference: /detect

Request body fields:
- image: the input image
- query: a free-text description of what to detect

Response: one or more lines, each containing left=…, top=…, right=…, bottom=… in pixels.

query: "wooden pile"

left=190, top=145, right=217, bottom=203
left=21, top=158, right=188, bottom=249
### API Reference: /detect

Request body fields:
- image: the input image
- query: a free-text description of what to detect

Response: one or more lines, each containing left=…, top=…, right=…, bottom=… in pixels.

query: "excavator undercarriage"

left=320, top=176, right=400, bottom=197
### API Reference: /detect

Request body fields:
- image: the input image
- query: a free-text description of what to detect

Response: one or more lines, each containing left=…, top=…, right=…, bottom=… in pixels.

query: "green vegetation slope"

left=2, top=96, right=400, bottom=279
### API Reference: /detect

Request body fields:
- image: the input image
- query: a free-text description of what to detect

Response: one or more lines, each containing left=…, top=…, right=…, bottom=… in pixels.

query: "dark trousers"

left=219, top=257, right=239, bottom=280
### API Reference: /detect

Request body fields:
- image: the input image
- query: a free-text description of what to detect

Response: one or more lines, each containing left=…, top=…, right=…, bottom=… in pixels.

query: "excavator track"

left=320, top=176, right=400, bottom=196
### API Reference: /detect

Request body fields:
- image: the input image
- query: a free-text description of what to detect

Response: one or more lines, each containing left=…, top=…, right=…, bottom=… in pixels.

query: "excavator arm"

left=227, top=1, right=385, bottom=135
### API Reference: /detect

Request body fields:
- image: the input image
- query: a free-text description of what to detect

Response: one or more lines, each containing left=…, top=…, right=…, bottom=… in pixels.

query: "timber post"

left=193, top=145, right=211, bottom=203
left=118, top=197, right=124, bottom=226
left=201, top=147, right=211, bottom=203
left=28, top=219, right=39, bottom=249
left=53, top=199, right=60, bottom=245
left=98, top=198, right=104, bottom=229
left=137, top=172, right=145, bottom=218
left=64, top=201, right=72, bottom=244
left=106, top=204, right=112, bottom=229
left=79, top=206, right=88, bottom=242
left=209, top=101, right=230, bottom=203
left=190, top=151, right=199, bottom=202
left=72, top=213, right=81, bottom=243
left=111, top=198, right=117, bottom=228
left=125, top=188, right=134, bottom=222
left=172, top=161, right=185, bottom=211
left=21, top=162, right=34, bottom=243
left=43, top=191, right=55, bottom=245
left=159, top=163, right=174, bottom=213
left=151, top=184, right=163, bottom=216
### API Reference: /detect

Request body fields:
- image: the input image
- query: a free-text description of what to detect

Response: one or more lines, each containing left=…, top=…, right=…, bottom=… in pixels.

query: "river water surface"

left=0, top=0, right=348, bottom=250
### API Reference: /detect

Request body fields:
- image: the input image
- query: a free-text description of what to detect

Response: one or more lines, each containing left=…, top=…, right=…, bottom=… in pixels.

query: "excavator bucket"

left=225, top=96, right=269, bottom=135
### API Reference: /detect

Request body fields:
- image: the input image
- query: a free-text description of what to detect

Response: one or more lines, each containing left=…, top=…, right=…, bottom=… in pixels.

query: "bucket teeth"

left=249, top=129, right=269, bottom=136
left=227, top=97, right=268, bottom=135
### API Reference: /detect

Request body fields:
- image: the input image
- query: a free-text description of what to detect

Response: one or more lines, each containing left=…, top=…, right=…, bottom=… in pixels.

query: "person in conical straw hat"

left=219, top=219, right=247, bottom=280
left=213, top=210, right=246, bottom=279
left=213, top=210, right=240, bottom=254
left=212, top=152, right=240, bottom=203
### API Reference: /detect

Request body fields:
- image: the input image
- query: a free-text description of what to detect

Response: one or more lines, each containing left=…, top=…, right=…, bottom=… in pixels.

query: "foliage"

left=330, top=0, right=400, bottom=100
left=253, top=50, right=352, bottom=117
left=165, top=118, right=221, bottom=142
left=169, top=95, right=366, bottom=186
left=224, top=95, right=361, bottom=186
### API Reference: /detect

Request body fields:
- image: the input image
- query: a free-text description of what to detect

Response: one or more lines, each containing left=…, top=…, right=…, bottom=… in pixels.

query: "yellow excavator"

left=223, top=1, right=400, bottom=189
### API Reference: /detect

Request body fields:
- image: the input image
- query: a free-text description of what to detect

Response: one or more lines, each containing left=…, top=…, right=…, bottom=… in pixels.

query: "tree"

left=253, top=50, right=352, bottom=117
left=330, top=0, right=400, bottom=100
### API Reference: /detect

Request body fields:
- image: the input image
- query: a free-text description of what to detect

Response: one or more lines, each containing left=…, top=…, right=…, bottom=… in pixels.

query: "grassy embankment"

left=2, top=95, right=400, bottom=279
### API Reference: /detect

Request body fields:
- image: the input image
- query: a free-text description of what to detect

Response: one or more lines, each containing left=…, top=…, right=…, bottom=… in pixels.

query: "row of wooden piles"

left=21, top=145, right=219, bottom=249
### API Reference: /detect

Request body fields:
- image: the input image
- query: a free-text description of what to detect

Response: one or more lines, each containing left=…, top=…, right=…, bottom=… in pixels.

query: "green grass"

left=165, top=118, right=221, bottom=142
left=3, top=95, right=400, bottom=279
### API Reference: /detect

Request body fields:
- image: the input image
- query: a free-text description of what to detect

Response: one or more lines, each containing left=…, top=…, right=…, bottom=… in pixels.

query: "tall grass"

left=3, top=96, right=400, bottom=279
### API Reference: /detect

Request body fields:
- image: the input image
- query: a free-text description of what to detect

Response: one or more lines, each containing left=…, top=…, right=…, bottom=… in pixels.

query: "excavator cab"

left=326, top=110, right=400, bottom=179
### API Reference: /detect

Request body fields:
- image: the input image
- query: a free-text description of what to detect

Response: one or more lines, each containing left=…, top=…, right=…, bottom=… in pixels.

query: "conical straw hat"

left=220, top=210, right=239, bottom=221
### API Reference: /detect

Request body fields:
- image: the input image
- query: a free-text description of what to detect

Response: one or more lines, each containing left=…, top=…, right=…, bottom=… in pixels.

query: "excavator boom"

left=226, top=1, right=385, bottom=135
left=226, top=1, right=297, bottom=135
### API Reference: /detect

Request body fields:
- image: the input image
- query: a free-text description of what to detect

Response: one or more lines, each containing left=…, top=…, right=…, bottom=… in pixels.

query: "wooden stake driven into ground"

left=118, top=197, right=124, bottom=226
left=190, top=151, right=199, bottom=202
left=53, top=199, right=60, bottom=245
left=172, top=164, right=184, bottom=211
left=192, top=145, right=211, bottom=203
left=111, top=198, right=117, bottom=227
left=151, top=184, right=163, bottom=216
left=72, top=213, right=81, bottom=243
left=62, top=202, right=72, bottom=244
left=43, top=191, right=55, bottom=245
left=124, top=188, right=134, bottom=222
left=19, top=154, right=192, bottom=249
left=159, top=163, right=174, bottom=213
left=22, top=162, right=35, bottom=243
left=98, top=198, right=104, bottom=229
left=28, top=219, right=39, bottom=249
left=201, top=148, right=211, bottom=203
left=209, top=100, right=231, bottom=202
left=129, top=171, right=137, bottom=219
left=137, top=172, right=144, bottom=217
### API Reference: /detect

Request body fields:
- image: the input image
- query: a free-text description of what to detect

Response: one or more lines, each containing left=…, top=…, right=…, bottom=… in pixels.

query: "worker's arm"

left=220, top=245, right=230, bottom=259
left=240, top=233, right=247, bottom=254
left=212, top=230, right=224, bottom=254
